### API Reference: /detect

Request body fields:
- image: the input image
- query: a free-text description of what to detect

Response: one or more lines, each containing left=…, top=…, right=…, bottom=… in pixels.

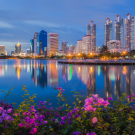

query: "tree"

left=100, top=45, right=109, bottom=54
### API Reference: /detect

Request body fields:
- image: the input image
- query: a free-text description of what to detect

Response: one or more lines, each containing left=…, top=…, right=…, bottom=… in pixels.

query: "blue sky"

left=0, top=0, right=135, bottom=54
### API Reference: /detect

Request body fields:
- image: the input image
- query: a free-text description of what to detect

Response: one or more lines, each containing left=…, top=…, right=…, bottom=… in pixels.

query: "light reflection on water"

left=0, top=59, right=135, bottom=107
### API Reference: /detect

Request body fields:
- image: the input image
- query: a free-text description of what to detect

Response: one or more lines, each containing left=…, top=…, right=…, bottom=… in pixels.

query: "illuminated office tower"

left=15, top=42, right=21, bottom=54
left=37, top=30, right=47, bottom=55
left=131, top=16, right=135, bottom=50
left=125, top=13, right=131, bottom=49
left=104, top=18, right=113, bottom=46
left=34, top=32, right=39, bottom=53
left=82, top=35, right=91, bottom=55
left=47, top=33, right=58, bottom=56
left=61, top=41, right=67, bottom=53
left=115, top=15, right=124, bottom=48
left=87, top=21, right=96, bottom=52
left=0, top=45, right=5, bottom=55
left=87, top=24, right=90, bottom=35
left=30, top=39, right=34, bottom=53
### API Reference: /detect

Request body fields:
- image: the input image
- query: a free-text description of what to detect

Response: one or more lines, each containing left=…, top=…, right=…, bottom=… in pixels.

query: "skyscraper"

left=125, top=13, right=131, bottom=49
left=15, top=42, right=21, bottom=54
left=34, top=32, right=39, bottom=53
left=90, top=21, right=96, bottom=52
left=115, top=15, right=124, bottom=48
left=47, top=33, right=58, bottom=56
left=37, top=30, right=47, bottom=55
left=87, top=24, right=90, bottom=35
left=104, top=18, right=113, bottom=46
left=30, top=39, right=34, bottom=53
left=87, top=21, right=96, bottom=52
left=131, top=16, right=135, bottom=50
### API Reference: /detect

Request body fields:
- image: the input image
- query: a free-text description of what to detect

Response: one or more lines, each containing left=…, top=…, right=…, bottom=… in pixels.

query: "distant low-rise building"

left=107, top=40, right=121, bottom=53
left=27, top=49, right=31, bottom=54
left=96, top=46, right=101, bottom=53
left=11, top=51, right=14, bottom=56
left=56, top=50, right=66, bottom=56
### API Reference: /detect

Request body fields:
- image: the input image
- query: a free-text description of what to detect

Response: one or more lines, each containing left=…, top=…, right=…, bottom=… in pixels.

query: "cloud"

left=0, top=21, right=14, bottom=28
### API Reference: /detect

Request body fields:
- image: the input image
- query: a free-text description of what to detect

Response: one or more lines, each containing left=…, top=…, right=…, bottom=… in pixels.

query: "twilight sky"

left=0, top=0, right=135, bottom=54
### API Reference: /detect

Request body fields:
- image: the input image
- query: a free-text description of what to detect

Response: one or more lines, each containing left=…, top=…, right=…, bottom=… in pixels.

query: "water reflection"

left=0, top=59, right=135, bottom=101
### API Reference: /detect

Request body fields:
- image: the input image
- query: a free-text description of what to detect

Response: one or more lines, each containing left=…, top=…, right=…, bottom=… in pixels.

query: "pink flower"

left=128, top=96, right=131, bottom=99
left=0, top=107, right=3, bottom=113
left=49, top=103, right=52, bottom=105
left=59, top=87, right=62, bottom=90
left=133, top=94, right=135, bottom=98
left=98, top=98, right=104, bottom=105
left=84, top=105, right=96, bottom=112
left=7, top=109, right=12, bottom=113
left=23, top=112, right=27, bottom=115
left=27, top=112, right=31, bottom=116
left=31, top=106, right=35, bottom=110
left=19, top=122, right=24, bottom=127
left=92, top=117, right=98, bottom=124
left=30, top=128, right=37, bottom=134
left=44, top=121, right=48, bottom=124
left=92, top=94, right=98, bottom=99
left=62, top=89, right=65, bottom=92
left=85, top=97, right=93, bottom=105
left=86, top=131, right=96, bottom=135
left=102, top=100, right=110, bottom=106
left=60, top=92, right=62, bottom=94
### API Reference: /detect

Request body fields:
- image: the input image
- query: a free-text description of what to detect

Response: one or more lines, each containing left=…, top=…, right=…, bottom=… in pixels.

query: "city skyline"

left=0, top=0, right=135, bottom=54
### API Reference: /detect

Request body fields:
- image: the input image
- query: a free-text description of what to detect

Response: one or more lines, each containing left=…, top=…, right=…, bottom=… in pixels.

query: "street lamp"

left=90, top=53, right=92, bottom=55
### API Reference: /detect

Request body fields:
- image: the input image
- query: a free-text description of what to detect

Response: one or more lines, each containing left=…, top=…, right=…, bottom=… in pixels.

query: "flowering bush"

left=0, top=86, right=135, bottom=134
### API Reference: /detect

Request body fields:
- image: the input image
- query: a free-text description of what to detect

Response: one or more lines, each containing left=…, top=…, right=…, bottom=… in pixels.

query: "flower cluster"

left=84, top=94, right=110, bottom=112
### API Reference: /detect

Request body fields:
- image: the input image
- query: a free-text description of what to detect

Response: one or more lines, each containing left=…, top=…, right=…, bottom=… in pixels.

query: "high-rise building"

left=87, top=24, right=90, bottom=35
left=37, top=30, right=47, bottom=55
left=104, top=18, right=113, bottom=46
left=131, top=16, right=135, bottom=50
left=115, top=15, right=124, bottom=48
left=87, top=21, right=96, bottom=52
left=125, top=13, right=131, bottom=49
left=90, top=21, right=96, bottom=52
left=15, top=42, right=21, bottom=54
left=61, top=41, right=67, bottom=53
left=0, top=45, right=5, bottom=55
left=30, top=39, right=34, bottom=53
left=82, top=35, right=91, bottom=55
left=47, top=33, right=58, bottom=56
left=34, top=32, right=39, bottom=53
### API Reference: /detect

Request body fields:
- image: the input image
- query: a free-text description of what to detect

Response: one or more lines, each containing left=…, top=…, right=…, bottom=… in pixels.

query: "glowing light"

left=78, top=53, right=80, bottom=55
left=122, top=66, right=127, bottom=74
left=69, top=54, right=70, bottom=56
left=90, top=53, right=92, bottom=55
left=78, top=67, right=81, bottom=73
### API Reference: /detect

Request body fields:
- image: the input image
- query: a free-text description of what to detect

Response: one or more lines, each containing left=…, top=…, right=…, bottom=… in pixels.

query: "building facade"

left=30, top=39, right=34, bottom=53
left=82, top=35, right=91, bottom=55
left=125, top=13, right=131, bottom=49
left=15, top=43, right=21, bottom=54
left=0, top=45, right=5, bottom=55
left=47, top=33, right=58, bottom=56
left=34, top=32, right=39, bottom=53
left=37, top=30, right=47, bottom=55
left=131, top=16, right=135, bottom=50
left=75, top=40, right=82, bottom=54
left=107, top=40, right=122, bottom=53
left=104, top=18, right=113, bottom=46
left=61, top=41, right=67, bottom=54
left=87, top=21, right=96, bottom=52
left=115, top=15, right=124, bottom=48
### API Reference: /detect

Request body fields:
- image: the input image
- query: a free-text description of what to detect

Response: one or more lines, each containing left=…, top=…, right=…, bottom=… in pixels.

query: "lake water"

left=0, top=59, right=135, bottom=108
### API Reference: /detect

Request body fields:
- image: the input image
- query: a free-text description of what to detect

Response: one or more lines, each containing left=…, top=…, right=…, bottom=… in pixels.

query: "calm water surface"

left=0, top=59, right=135, bottom=107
